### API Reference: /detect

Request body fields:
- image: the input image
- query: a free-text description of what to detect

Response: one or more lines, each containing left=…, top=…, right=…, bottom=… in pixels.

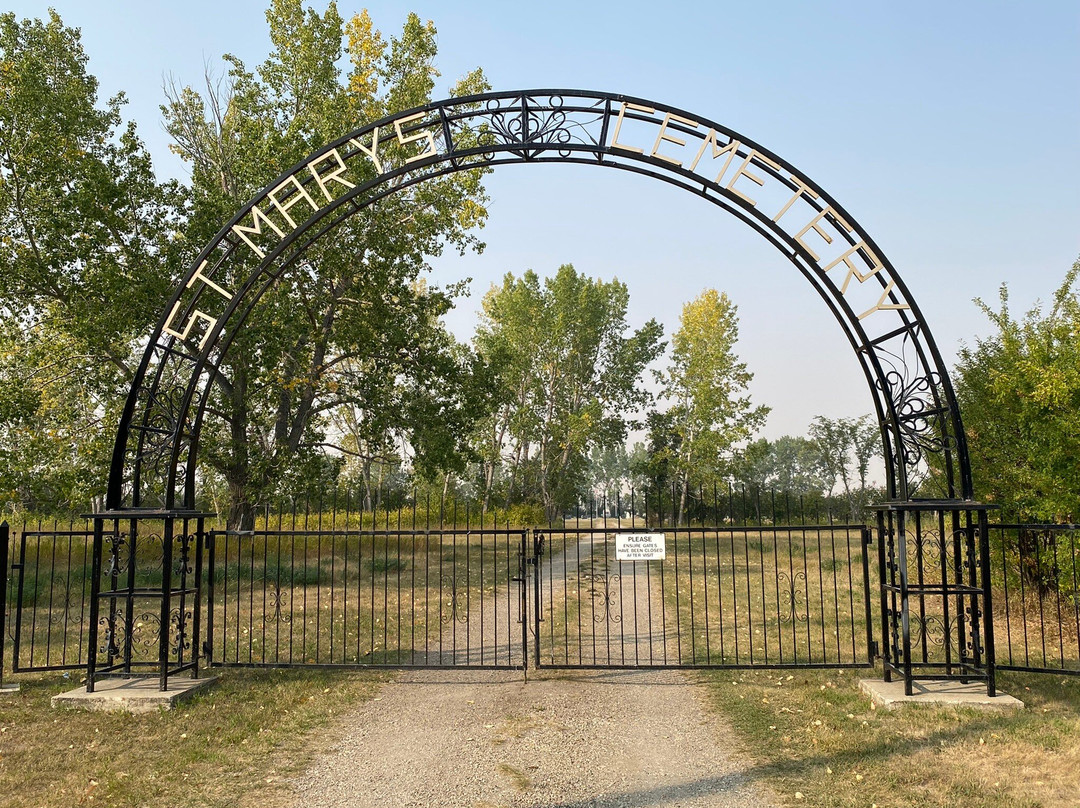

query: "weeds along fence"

left=1, top=494, right=1078, bottom=678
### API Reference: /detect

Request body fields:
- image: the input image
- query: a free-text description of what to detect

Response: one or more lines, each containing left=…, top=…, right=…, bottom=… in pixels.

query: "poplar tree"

left=654, top=289, right=767, bottom=525
left=473, top=265, right=664, bottom=518
left=163, top=1, right=492, bottom=526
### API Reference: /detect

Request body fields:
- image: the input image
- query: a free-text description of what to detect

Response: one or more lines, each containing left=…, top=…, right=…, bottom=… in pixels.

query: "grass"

left=698, top=667, right=1080, bottom=807
left=0, top=668, right=385, bottom=808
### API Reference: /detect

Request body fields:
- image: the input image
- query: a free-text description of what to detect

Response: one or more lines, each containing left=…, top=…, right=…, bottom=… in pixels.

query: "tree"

left=808, top=414, right=881, bottom=520
left=473, top=264, right=665, bottom=518
left=654, top=289, right=767, bottom=525
left=0, top=10, right=185, bottom=513
left=953, top=258, right=1080, bottom=519
left=163, top=2, right=492, bottom=527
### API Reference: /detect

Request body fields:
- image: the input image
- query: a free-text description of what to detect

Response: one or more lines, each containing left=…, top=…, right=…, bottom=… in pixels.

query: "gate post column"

left=85, top=509, right=215, bottom=692
left=872, top=501, right=996, bottom=697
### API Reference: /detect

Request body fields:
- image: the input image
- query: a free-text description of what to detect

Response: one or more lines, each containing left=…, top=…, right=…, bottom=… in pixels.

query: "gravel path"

left=290, top=532, right=776, bottom=807
left=290, top=668, right=775, bottom=808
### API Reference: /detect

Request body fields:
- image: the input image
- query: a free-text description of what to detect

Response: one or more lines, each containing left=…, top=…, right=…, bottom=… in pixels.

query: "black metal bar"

left=159, top=518, right=174, bottom=691
left=861, top=527, right=874, bottom=666
left=876, top=510, right=891, bottom=683
left=979, top=509, right=996, bottom=696
left=0, top=522, right=8, bottom=688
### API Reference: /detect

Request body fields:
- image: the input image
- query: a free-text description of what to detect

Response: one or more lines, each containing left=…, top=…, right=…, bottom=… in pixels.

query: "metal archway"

left=106, top=89, right=972, bottom=512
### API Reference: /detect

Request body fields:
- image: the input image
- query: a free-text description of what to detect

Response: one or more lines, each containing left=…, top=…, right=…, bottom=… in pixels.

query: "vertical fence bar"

left=0, top=522, right=8, bottom=688
left=861, top=526, right=874, bottom=666
left=876, top=509, right=891, bottom=683
left=979, top=509, right=996, bottom=696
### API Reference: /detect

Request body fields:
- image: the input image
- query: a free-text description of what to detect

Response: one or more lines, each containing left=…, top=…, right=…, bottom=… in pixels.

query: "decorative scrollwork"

left=904, top=529, right=948, bottom=571
left=909, top=613, right=972, bottom=660
left=876, top=370, right=956, bottom=468
left=480, top=95, right=604, bottom=160
left=47, top=575, right=84, bottom=627
left=104, top=533, right=130, bottom=578
left=582, top=573, right=622, bottom=623
left=98, top=611, right=123, bottom=658
left=265, top=586, right=292, bottom=624
left=130, top=611, right=161, bottom=653
left=778, top=571, right=808, bottom=624
left=440, top=574, right=469, bottom=625
left=170, top=608, right=192, bottom=657
left=173, top=533, right=195, bottom=578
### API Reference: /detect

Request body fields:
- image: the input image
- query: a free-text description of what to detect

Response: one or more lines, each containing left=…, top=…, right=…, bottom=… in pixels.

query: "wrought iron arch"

left=105, top=89, right=973, bottom=512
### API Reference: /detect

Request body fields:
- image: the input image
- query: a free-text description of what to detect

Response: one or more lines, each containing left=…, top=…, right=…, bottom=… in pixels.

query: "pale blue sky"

left=8, top=0, right=1080, bottom=440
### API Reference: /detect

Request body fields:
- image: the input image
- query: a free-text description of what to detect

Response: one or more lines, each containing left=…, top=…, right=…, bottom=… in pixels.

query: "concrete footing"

left=859, top=678, right=1024, bottom=711
left=52, top=676, right=218, bottom=713
left=0, top=683, right=19, bottom=693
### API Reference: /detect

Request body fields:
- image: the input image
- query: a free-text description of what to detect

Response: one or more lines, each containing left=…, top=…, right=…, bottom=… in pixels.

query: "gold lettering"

left=726, top=150, right=781, bottom=207
left=794, top=206, right=852, bottom=262
left=394, top=112, right=437, bottom=164
left=308, top=148, right=356, bottom=202
left=231, top=203, right=286, bottom=259
left=349, top=127, right=383, bottom=174
left=773, top=175, right=818, bottom=223
left=610, top=102, right=654, bottom=154
left=825, top=241, right=885, bottom=294
left=187, top=259, right=232, bottom=301
left=650, top=112, right=697, bottom=166
left=162, top=301, right=219, bottom=349
left=858, top=278, right=911, bottom=320
left=688, top=129, right=740, bottom=180
left=267, top=175, right=320, bottom=229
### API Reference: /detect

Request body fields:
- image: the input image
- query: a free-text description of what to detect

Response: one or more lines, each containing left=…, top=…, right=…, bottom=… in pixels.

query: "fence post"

left=0, top=521, right=7, bottom=689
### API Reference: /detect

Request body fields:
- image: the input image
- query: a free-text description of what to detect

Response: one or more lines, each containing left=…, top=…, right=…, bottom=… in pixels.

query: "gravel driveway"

left=290, top=667, right=775, bottom=808
left=289, top=531, right=777, bottom=807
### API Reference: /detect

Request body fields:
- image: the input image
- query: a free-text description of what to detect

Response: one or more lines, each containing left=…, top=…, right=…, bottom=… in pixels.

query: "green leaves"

left=653, top=289, right=767, bottom=520
left=955, top=257, right=1080, bottom=519
left=160, top=3, right=492, bottom=523
left=0, top=10, right=183, bottom=513
left=473, top=264, right=665, bottom=516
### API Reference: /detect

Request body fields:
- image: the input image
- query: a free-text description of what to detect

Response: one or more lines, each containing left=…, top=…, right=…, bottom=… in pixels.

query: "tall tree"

left=654, top=289, right=767, bottom=525
left=0, top=11, right=184, bottom=513
left=953, top=258, right=1080, bottom=519
left=473, top=265, right=664, bottom=518
left=163, top=2, right=492, bottom=527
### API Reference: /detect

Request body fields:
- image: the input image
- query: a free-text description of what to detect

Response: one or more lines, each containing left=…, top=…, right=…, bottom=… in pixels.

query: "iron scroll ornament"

left=105, top=89, right=972, bottom=511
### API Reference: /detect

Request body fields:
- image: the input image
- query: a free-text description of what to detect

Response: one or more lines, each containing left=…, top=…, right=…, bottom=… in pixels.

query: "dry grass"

left=700, top=668, right=1080, bottom=807
left=0, top=668, right=384, bottom=808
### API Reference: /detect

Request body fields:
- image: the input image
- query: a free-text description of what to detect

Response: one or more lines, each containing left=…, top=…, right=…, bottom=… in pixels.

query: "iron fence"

left=990, top=521, right=1080, bottom=675
left=1, top=494, right=1077, bottom=682
left=1, top=518, right=94, bottom=676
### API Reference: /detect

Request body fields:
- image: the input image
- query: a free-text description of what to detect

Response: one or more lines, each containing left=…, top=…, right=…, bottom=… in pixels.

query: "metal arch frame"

left=104, top=89, right=973, bottom=512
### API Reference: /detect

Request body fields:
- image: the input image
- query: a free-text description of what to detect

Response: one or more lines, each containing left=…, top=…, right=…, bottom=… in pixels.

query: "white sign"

left=616, top=533, right=666, bottom=561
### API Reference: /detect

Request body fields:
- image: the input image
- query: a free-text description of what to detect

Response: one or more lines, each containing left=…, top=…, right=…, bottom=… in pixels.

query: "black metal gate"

left=198, top=512, right=874, bottom=674
left=531, top=523, right=875, bottom=670
left=203, top=513, right=530, bottom=670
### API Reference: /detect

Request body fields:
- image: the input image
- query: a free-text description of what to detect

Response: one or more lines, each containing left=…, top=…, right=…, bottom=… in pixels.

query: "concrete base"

left=52, top=675, right=218, bottom=713
left=859, top=678, right=1024, bottom=711
left=0, top=683, right=20, bottom=693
